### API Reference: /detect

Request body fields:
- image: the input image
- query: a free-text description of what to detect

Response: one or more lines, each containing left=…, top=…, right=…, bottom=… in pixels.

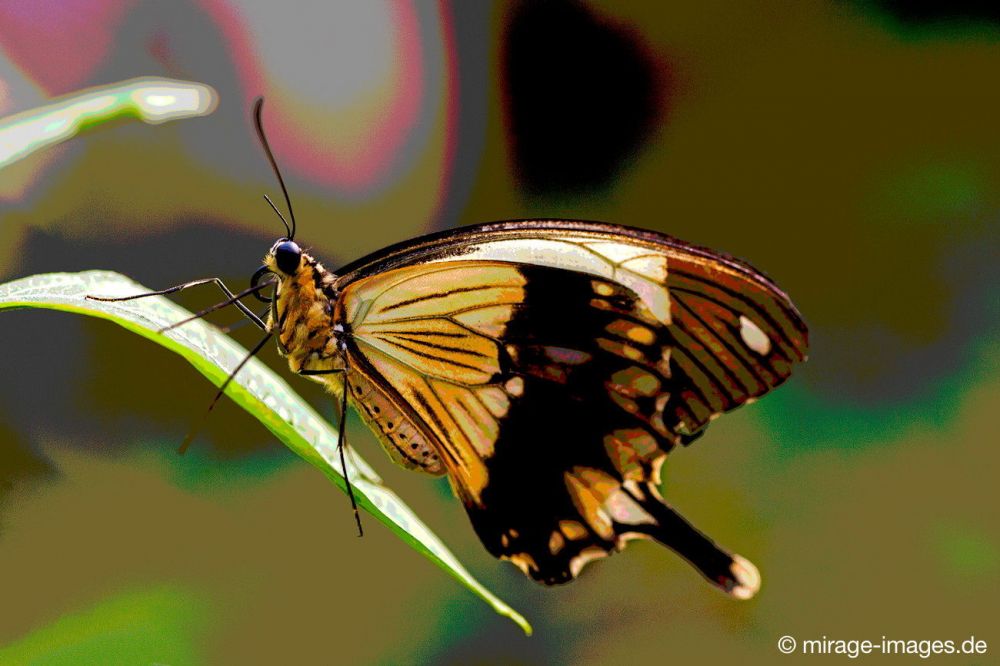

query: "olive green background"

left=1, top=2, right=997, bottom=664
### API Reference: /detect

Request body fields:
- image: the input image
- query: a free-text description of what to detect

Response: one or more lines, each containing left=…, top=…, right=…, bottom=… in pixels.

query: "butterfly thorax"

left=265, top=250, right=345, bottom=375
left=265, top=247, right=448, bottom=476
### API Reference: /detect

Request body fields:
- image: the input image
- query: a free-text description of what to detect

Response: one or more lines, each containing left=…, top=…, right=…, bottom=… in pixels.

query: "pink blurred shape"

left=200, top=1, right=449, bottom=195
left=0, top=1, right=137, bottom=94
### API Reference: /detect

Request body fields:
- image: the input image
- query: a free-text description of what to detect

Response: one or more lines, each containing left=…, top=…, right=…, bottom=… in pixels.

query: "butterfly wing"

left=334, top=220, right=807, bottom=589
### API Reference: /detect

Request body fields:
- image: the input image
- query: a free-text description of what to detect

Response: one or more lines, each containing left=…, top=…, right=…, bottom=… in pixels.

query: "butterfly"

left=92, top=99, right=808, bottom=599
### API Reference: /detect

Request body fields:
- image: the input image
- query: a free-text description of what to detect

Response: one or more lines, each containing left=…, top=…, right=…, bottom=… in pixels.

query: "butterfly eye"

left=274, top=241, right=301, bottom=275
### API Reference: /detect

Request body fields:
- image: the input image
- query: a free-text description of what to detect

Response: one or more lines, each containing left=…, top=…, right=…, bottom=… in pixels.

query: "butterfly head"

left=269, top=238, right=302, bottom=276
left=254, top=237, right=335, bottom=300
left=253, top=237, right=335, bottom=301
left=250, top=238, right=301, bottom=299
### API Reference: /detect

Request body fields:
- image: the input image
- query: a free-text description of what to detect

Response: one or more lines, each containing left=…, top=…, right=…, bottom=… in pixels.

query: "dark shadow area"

left=0, top=417, right=56, bottom=513
left=502, top=0, right=670, bottom=197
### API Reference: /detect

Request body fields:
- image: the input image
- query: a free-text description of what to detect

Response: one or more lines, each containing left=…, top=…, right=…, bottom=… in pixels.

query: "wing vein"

left=671, top=268, right=803, bottom=360
left=387, top=334, right=492, bottom=359
left=377, top=337, right=488, bottom=373
left=377, top=284, right=510, bottom=313
left=673, top=297, right=768, bottom=393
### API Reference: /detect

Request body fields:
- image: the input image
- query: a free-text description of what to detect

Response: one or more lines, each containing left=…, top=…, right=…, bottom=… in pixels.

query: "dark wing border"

left=333, top=219, right=803, bottom=324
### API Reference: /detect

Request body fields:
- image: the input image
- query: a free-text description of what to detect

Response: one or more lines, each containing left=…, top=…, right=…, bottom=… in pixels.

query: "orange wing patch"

left=347, top=262, right=525, bottom=324
left=341, top=261, right=528, bottom=504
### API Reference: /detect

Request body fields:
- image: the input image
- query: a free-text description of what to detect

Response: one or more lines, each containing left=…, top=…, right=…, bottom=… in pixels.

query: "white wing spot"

left=505, top=376, right=525, bottom=397
left=739, top=315, right=771, bottom=355
left=604, top=489, right=656, bottom=525
left=730, top=555, right=761, bottom=599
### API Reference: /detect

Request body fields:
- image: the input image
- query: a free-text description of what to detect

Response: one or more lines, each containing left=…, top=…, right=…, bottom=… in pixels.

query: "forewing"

left=342, top=262, right=525, bottom=498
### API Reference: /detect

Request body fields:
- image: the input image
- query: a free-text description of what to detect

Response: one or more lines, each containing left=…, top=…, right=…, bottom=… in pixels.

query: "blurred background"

left=1, top=1, right=998, bottom=663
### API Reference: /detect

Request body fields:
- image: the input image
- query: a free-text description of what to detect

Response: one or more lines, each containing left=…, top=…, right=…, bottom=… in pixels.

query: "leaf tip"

left=506, top=609, right=533, bottom=636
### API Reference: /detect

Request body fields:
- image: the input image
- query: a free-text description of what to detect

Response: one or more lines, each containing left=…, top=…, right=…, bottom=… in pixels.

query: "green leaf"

left=0, top=270, right=531, bottom=635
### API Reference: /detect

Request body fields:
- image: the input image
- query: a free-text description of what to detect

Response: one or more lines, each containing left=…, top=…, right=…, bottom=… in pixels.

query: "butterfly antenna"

left=178, top=331, right=273, bottom=455
left=253, top=97, right=296, bottom=240
left=339, top=356, right=364, bottom=537
left=263, top=194, right=292, bottom=239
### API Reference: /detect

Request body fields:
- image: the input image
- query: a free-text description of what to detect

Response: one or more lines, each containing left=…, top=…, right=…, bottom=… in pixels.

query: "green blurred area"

left=1, top=1, right=998, bottom=664
left=0, top=587, right=210, bottom=666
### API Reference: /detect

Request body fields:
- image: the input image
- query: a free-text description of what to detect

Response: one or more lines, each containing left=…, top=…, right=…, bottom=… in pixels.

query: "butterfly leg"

left=177, top=330, right=274, bottom=454
left=219, top=306, right=270, bottom=334
left=297, top=366, right=364, bottom=537
left=87, top=277, right=268, bottom=332
left=624, top=485, right=760, bottom=599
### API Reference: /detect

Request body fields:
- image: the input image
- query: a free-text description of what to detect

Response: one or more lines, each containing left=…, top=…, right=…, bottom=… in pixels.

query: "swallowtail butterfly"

left=94, top=100, right=808, bottom=599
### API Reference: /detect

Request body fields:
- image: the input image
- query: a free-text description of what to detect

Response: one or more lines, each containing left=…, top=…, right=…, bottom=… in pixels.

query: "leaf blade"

left=0, top=270, right=531, bottom=635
